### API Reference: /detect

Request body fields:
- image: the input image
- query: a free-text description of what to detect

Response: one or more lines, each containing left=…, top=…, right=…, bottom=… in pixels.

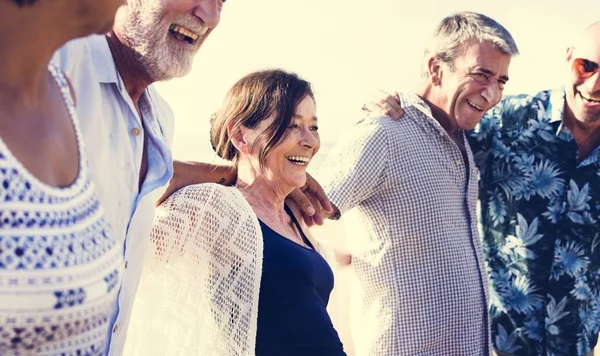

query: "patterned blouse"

left=0, top=65, right=123, bottom=355
left=469, top=89, right=600, bottom=356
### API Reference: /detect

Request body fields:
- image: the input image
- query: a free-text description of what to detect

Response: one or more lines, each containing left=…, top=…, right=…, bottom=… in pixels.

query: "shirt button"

left=113, top=324, right=118, bottom=333
left=456, top=160, right=462, bottom=165
left=131, top=128, right=141, bottom=136
left=125, top=261, right=128, bottom=269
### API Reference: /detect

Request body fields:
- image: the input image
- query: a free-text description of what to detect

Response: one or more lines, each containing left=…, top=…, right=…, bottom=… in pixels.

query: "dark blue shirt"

left=255, top=207, right=345, bottom=356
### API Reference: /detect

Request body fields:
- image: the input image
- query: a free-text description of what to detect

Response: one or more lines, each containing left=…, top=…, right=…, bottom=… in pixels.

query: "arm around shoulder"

left=156, top=160, right=237, bottom=206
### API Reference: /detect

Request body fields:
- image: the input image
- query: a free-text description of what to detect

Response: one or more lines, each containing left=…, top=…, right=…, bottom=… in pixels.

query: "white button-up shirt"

left=53, top=35, right=175, bottom=355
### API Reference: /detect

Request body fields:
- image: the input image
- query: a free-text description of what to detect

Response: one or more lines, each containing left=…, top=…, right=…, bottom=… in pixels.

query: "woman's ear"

left=228, top=122, right=250, bottom=155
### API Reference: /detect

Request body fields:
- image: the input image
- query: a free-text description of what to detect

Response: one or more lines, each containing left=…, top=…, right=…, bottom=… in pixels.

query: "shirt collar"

left=88, top=34, right=124, bottom=89
left=399, top=92, right=434, bottom=118
left=399, top=92, right=460, bottom=137
left=548, top=87, right=566, bottom=124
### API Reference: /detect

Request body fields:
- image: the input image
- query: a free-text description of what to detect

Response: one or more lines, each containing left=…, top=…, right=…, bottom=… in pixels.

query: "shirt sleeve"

left=315, top=116, right=390, bottom=218
left=51, top=37, right=90, bottom=80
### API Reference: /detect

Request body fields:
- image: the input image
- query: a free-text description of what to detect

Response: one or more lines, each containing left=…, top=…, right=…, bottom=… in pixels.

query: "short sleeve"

left=315, top=117, right=390, bottom=218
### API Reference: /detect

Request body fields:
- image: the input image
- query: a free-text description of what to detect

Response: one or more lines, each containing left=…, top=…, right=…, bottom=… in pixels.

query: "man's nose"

left=192, top=0, right=221, bottom=29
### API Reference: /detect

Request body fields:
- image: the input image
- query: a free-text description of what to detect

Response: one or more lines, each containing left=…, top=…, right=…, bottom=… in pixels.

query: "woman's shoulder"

left=162, top=183, right=239, bottom=203
left=158, top=183, right=253, bottom=220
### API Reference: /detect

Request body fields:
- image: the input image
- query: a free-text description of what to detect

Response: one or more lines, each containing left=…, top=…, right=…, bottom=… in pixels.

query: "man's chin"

left=458, top=120, right=481, bottom=132
left=149, top=61, right=193, bottom=82
left=576, top=112, right=600, bottom=124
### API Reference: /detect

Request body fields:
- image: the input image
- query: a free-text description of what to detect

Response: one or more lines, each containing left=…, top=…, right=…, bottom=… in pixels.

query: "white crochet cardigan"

left=124, top=184, right=264, bottom=355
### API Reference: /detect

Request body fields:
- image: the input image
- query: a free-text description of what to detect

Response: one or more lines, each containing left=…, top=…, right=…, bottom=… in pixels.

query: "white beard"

left=120, top=0, right=196, bottom=81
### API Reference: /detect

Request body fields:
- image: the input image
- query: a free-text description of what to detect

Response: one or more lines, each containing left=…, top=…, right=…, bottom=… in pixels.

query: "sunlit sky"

left=157, top=0, right=600, bottom=171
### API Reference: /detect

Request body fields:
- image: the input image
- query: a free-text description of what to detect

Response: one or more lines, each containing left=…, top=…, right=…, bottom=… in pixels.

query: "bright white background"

left=156, top=2, right=600, bottom=353
left=158, top=0, right=600, bottom=169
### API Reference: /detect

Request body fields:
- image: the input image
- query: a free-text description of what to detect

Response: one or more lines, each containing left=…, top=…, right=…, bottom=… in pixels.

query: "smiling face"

left=434, top=39, right=511, bottom=131
left=565, top=25, right=600, bottom=125
left=118, top=0, right=224, bottom=81
left=243, top=96, right=320, bottom=190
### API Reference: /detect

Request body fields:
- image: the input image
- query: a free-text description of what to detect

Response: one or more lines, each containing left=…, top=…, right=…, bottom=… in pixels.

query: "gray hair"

left=423, top=11, right=519, bottom=78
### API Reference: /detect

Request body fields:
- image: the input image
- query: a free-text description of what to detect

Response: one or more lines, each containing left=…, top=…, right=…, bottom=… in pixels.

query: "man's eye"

left=310, top=126, right=319, bottom=131
left=472, top=73, right=488, bottom=82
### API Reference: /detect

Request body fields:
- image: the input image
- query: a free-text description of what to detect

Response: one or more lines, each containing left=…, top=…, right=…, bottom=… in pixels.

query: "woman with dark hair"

left=0, top=0, right=124, bottom=354
left=126, top=69, right=346, bottom=356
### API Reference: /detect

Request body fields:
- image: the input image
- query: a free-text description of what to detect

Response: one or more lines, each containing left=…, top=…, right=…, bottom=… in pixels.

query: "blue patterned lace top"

left=0, top=64, right=123, bottom=355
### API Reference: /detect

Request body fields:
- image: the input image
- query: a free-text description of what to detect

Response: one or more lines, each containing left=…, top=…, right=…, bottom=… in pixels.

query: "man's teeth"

left=580, top=93, right=600, bottom=103
left=467, top=100, right=483, bottom=111
left=287, top=156, right=311, bottom=165
left=169, top=24, right=199, bottom=41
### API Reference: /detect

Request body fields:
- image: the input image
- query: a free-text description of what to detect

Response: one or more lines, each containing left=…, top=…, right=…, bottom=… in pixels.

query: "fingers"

left=334, top=250, right=352, bottom=267
left=155, top=175, right=182, bottom=207
left=374, top=89, right=403, bottom=120
left=156, top=189, right=171, bottom=207
left=305, top=174, right=333, bottom=213
left=388, top=91, right=403, bottom=120
left=303, top=215, right=317, bottom=227
left=305, top=193, right=324, bottom=226
left=286, top=174, right=333, bottom=226
left=288, top=187, right=316, bottom=217
left=363, top=89, right=404, bottom=120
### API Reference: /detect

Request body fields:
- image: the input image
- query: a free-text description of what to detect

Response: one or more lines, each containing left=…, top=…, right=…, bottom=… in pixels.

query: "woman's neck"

left=0, top=31, right=61, bottom=107
left=235, top=164, right=294, bottom=226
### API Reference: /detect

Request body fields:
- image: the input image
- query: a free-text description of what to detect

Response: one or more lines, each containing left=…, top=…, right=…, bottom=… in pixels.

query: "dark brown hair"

left=211, top=69, right=314, bottom=168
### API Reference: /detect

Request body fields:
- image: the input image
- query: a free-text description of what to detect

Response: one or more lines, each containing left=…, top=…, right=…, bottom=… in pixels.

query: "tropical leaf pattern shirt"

left=469, top=89, right=600, bottom=356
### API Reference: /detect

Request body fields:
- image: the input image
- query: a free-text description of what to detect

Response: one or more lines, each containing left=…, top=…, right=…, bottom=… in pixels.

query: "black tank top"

left=254, top=205, right=346, bottom=355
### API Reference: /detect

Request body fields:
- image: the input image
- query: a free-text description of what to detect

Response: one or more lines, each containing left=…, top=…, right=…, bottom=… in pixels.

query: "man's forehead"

left=573, top=22, right=600, bottom=59
left=573, top=42, right=600, bottom=60
left=459, top=39, right=505, bottom=59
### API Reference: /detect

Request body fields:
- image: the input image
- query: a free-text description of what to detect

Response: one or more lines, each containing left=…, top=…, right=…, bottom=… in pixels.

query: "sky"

left=156, top=0, right=600, bottom=171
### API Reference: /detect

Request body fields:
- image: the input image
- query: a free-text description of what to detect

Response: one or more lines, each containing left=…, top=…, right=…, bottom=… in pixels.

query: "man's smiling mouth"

left=467, top=99, right=484, bottom=112
left=168, top=24, right=204, bottom=45
left=579, top=90, right=600, bottom=104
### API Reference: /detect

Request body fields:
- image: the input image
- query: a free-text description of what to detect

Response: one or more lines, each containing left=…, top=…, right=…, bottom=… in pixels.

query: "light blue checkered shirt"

left=316, top=92, right=491, bottom=355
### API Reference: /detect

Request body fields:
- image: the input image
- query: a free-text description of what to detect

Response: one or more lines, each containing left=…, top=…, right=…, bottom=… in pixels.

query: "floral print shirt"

left=469, top=89, right=600, bottom=356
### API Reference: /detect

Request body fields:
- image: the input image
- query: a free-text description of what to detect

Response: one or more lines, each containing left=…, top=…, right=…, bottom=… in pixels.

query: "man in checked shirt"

left=315, top=12, right=519, bottom=355
left=368, top=22, right=600, bottom=356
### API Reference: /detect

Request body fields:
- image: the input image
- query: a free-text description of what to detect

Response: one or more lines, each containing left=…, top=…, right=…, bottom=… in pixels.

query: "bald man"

left=367, top=22, right=600, bottom=356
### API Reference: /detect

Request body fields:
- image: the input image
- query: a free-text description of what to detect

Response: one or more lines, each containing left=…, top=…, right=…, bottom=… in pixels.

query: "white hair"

left=422, top=11, right=519, bottom=78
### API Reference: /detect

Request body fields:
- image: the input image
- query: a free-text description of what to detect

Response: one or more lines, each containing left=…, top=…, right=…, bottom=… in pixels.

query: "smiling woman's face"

left=243, top=95, right=320, bottom=189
